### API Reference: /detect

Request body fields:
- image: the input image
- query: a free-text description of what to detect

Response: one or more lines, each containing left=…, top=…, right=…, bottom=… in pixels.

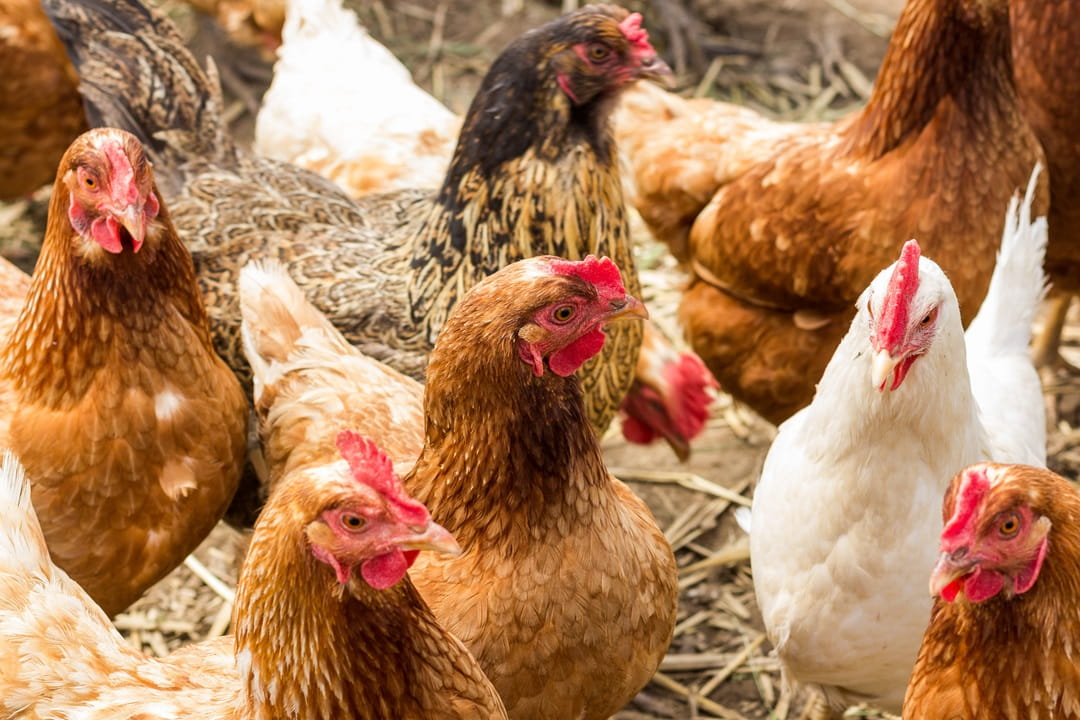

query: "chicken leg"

left=1032, top=294, right=1079, bottom=373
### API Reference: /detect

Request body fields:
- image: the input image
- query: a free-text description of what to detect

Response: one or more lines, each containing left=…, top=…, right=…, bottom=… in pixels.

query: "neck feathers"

left=846, top=0, right=1014, bottom=158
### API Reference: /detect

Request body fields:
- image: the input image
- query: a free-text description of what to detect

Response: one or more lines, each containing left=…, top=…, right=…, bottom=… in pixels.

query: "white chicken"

left=252, top=0, right=459, bottom=196
left=749, top=166, right=1047, bottom=716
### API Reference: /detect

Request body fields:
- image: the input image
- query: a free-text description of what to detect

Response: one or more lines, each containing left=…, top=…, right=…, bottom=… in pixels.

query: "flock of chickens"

left=0, top=0, right=1078, bottom=717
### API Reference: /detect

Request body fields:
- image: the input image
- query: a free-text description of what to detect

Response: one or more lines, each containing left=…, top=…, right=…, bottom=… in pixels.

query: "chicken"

left=0, top=0, right=86, bottom=198
left=620, top=319, right=717, bottom=460
left=900, top=462, right=1080, bottom=718
left=614, top=0, right=1046, bottom=424
left=250, top=0, right=717, bottom=460
left=0, top=428, right=506, bottom=719
left=1011, top=0, right=1080, bottom=370
left=46, top=0, right=672, bottom=443
left=239, top=259, right=424, bottom=489
left=0, top=127, right=247, bottom=616
left=749, top=170, right=1047, bottom=716
left=253, top=0, right=459, bottom=196
left=240, top=254, right=678, bottom=719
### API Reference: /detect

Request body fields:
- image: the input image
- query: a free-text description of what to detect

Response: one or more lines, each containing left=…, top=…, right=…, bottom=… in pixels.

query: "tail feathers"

left=240, top=260, right=348, bottom=401
left=43, top=0, right=235, bottom=195
left=965, top=164, right=1049, bottom=355
left=0, top=451, right=53, bottom=576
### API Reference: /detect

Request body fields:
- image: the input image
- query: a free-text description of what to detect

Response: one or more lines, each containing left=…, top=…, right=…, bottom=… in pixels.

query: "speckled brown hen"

left=45, top=0, right=672, bottom=442
left=615, top=0, right=1045, bottom=424
left=0, top=0, right=86, bottom=198
left=903, top=462, right=1080, bottom=719
left=0, top=127, right=247, bottom=615
left=0, top=431, right=504, bottom=720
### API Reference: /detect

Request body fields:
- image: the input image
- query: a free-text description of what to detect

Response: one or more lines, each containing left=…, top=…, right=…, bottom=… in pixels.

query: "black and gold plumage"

left=45, top=0, right=672, bottom=437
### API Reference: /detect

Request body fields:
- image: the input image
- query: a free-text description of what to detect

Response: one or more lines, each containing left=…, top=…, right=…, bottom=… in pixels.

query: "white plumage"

left=748, top=165, right=1048, bottom=714
left=253, top=0, right=459, bottom=196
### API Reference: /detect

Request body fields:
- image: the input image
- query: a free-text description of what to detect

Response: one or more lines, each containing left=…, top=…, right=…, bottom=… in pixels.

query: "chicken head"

left=930, top=462, right=1052, bottom=603
left=304, top=430, right=459, bottom=590
left=516, top=255, right=648, bottom=377
left=866, top=240, right=955, bottom=391
left=62, top=129, right=161, bottom=255
left=547, top=6, right=672, bottom=107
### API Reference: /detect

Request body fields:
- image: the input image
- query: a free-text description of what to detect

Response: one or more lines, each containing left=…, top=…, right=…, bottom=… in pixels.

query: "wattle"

left=549, top=327, right=606, bottom=376
left=361, top=549, right=410, bottom=590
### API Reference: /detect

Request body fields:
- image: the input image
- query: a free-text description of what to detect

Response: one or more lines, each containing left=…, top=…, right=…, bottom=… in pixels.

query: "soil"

left=5, top=1, right=1080, bottom=719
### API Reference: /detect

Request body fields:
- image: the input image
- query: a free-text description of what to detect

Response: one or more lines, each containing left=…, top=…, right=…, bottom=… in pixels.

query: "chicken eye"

left=341, top=513, right=366, bottom=531
left=587, top=43, right=610, bottom=61
left=551, top=305, right=577, bottom=324
left=920, top=308, right=937, bottom=326
left=1000, top=514, right=1020, bottom=537
left=84, top=175, right=97, bottom=189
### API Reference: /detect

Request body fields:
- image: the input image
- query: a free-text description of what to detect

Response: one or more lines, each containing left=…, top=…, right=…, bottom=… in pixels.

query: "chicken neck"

left=846, top=0, right=1018, bottom=159
left=234, top=505, right=466, bottom=720
left=2, top=182, right=211, bottom=402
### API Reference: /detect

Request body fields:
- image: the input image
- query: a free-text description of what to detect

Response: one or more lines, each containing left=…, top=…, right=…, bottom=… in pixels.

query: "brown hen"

left=0, top=0, right=86, bottom=198
left=0, top=128, right=247, bottom=615
left=903, top=462, right=1080, bottom=719
left=0, top=432, right=501, bottom=719
left=239, top=255, right=679, bottom=720
left=45, top=0, right=672, bottom=443
left=1011, top=0, right=1080, bottom=369
left=615, top=0, right=1045, bottom=424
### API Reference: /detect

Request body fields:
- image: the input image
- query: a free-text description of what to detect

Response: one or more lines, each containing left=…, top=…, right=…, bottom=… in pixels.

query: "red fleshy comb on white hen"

left=749, top=165, right=1048, bottom=715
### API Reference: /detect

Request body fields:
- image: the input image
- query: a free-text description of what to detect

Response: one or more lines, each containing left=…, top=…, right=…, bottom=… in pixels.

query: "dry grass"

left=5, top=0, right=1080, bottom=718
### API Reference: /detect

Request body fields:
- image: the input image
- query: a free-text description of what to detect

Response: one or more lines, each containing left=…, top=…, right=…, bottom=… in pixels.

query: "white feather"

left=253, top=0, right=459, bottom=195
left=749, top=173, right=1047, bottom=713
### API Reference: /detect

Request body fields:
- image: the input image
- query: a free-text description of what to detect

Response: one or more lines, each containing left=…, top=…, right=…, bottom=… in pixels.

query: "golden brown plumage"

left=239, top=254, right=678, bottom=719
left=403, top=256, right=678, bottom=720
left=0, top=128, right=247, bottom=615
left=0, top=433, right=501, bottom=719
left=616, top=0, right=1045, bottom=424
left=0, top=0, right=86, bottom=198
left=45, top=0, right=671, bottom=442
left=903, top=462, right=1080, bottom=719
left=1011, top=0, right=1080, bottom=367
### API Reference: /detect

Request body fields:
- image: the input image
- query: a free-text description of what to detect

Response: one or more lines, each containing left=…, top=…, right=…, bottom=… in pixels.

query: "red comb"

left=618, top=13, right=654, bottom=60
left=335, top=430, right=429, bottom=526
left=875, top=240, right=921, bottom=352
left=941, top=465, right=991, bottom=546
left=550, top=255, right=626, bottom=297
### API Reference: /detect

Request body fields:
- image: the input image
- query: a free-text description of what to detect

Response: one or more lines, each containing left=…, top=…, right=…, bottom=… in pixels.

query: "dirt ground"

left=6, top=0, right=1080, bottom=718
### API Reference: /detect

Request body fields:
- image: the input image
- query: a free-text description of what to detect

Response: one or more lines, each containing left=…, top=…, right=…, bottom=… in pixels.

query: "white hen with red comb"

left=748, top=166, right=1047, bottom=715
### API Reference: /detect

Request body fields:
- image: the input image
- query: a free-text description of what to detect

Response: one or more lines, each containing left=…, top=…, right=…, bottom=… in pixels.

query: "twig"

left=651, top=671, right=751, bottom=720
left=184, top=555, right=236, bottom=604
left=699, top=633, right=767, bottom=696
left=611, top=468, right=752, bottom=506
left=679, top=538, right=751, bottom=575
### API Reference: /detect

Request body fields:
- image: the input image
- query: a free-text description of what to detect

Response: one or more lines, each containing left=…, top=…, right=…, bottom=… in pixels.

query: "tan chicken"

left=0, top=127, right=247, bottom=615
left=239, top=259, right=423, bottom=495
left=903, top=463, right=1080, bottom=719
left=0, top=430, right=504, bottom=719
left=45, top=0, right=671, bottom=443
left=614, top=0, right=1045, bottom=424
left=0, top=0, right=86, bottom=198
left=239, top=255, right=678, bottom=719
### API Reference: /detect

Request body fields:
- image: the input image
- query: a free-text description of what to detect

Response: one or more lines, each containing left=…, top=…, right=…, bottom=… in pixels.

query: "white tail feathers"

left=239, top=260, right=338, bottom=401
left=0, top=450, right=32, bottom=515
left=964, top=164, right=1049, bottom=355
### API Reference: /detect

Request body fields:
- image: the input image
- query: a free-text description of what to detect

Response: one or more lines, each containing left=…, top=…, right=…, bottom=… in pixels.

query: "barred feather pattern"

left=46, top=0, right=643, bottom=436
